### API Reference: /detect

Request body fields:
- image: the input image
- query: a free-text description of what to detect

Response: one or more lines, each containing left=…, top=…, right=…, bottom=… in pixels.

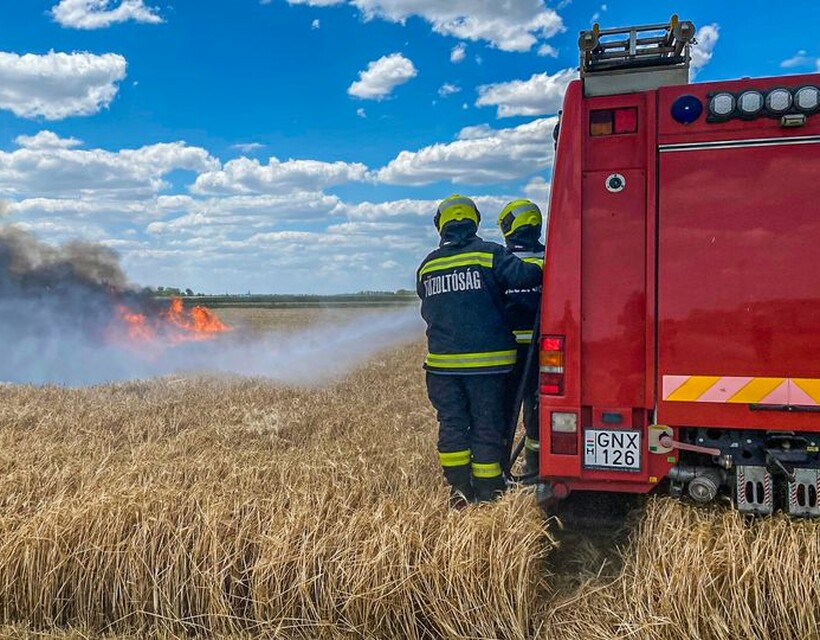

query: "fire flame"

left=114, top=297, right=230, bottom=345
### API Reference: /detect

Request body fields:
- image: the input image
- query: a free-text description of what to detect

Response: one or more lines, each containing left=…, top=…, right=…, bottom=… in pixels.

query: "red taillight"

left=540, top=373, right=563, bottom=395
left=540, top=335, right=565, bottom=395
left=541, top=336, right=563, bottom=352
left=551, top=432, right=577, bottom=455
left=614, top=107, right=638, bottom=133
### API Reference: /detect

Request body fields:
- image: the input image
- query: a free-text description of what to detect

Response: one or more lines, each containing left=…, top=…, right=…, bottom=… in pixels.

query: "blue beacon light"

left=671, top=95, right=703, bottom=124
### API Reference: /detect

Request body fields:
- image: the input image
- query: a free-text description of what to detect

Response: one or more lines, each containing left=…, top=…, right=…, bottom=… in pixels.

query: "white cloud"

left=312, top=18, right=321, bottom=29
left=438, top=83, right=461, bottom=97
left=537, top=44, right=558, bottom=57
left=285, top=0, right=564, bottom=52
left=7, top=169, right=532, bottom=294
left=340, top=198, right=436, bottom=222
left=191, top=156, right=369, bottom=195
left=523, top=176, right=550, bottom=205
left=348, top=53, right=417, bottom=100
left=11, top=218, right=110, bottom=243
left=780, top=50, right=816, bottom=69
left=51, top=0, right=163, bottom=29
left=0, top=131, right=218, bottom=199
left=376, top=117, right=556, bottom=186
left=690, top=24, right=719, bottom=78
left=15, top=130, right=83, bottom=149
left=145, top=191, right=344, bottom=236
left=476, top=68, right=575, bottom=118
left=450, top=43, right=466, bottom=63
left=0, top=51, right=126, bottom=120
left=10, top=196, right=164, bottom=233
left=133, top=192, right=442, bottom=292
left=456, top=124, right=494, bottom=140
left=356, top=107, right=367, bottom=118
left=339, top=194, right=507, bottom=224
left=231, top=142, right=265, bottom=154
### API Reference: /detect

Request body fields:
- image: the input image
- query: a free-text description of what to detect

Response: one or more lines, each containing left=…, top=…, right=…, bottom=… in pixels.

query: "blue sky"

left=0, top=0, right=818, bottom=294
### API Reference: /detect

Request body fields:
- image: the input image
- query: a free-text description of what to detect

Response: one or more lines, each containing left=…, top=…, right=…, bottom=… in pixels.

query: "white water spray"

left=0, top=227, right=424, bottom=386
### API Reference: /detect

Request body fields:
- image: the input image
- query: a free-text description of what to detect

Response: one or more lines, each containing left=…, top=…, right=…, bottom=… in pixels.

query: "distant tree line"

left=148, top=287, right=417, bottom=308
left=152, top=286, right=200, bottom=297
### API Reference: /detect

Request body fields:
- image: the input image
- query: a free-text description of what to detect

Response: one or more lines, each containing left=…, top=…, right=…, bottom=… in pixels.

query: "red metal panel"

left=657, top=141, right=820, bottom=431
left=539, top=80, right=584, bottom=479
left=581, top=168, right=646, bottom=408
left=541, top=72, right=820, bottom=493
left=583, top=93, right=648, bottom=172
left=540, top=84, right=652, bottom=481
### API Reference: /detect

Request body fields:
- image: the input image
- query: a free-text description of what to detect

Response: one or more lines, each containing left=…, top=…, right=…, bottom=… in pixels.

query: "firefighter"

left=417, top=194, right=542, bottom=505
left=498, top=199, right=545, bottom=476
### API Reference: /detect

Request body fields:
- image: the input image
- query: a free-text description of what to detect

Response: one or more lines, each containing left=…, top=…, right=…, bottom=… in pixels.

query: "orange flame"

left=165, top=298, right=230, bottom=339
left=114, top=297, right=230, bottom=346
left=116, top=306, right=157, bottom=342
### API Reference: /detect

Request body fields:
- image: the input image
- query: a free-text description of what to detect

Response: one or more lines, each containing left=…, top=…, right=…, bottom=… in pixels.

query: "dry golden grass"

left=215, top=307, right=384, bottom=335
left=547, top=498, right=820, bottom=640
left=1, top=308, right=819, bottom=640
left=0, top=308, right=551, bottom=639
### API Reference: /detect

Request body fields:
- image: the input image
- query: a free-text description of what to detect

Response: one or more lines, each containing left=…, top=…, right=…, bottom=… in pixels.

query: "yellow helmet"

left=434, top=194, right=480, bottom=233
left=497, top=199, right=542, bottom=237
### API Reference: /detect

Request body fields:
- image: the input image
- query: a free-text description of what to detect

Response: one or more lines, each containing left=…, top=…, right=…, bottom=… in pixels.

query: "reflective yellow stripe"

left=471, top=461, right=503, bottom=479
left=419, top=252, right=494, bottom=279
left=506, top=202, right=540, bottom=220
left=425, top=350, right=517, bottom=369
left=662, top=375, right=820, bottom=405
left=727, top=378, right=786, bottom=403
left=794, top=379, right=820, bottom=403
left=525, top=437, right=540, bottom=452
left=522, top=257, right=544, bottom=268
left=665, top=376, right=721, bottom=402
left=513, top=330, right=533, bottom=344
left=439, top=450, right=471, bottom=467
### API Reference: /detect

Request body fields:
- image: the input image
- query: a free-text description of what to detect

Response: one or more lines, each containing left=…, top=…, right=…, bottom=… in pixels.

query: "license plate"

left=584, top=429, right=641, bottom=471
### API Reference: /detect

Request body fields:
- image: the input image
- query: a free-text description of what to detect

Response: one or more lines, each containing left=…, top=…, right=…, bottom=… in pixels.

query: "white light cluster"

left=709, top=92, right=734, bottom=117
left=766, top=89, right=792, bottom=113
left=738, top=90, right=763, bottom=115
left=795, top=86, right=819, bottom=111
left=708, top=85, right=819, bottom=119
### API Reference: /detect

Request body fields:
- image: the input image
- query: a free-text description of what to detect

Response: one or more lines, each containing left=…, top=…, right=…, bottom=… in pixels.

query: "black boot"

left=473, top=474, right=507, bottom=503
left=524, top=448, right=540, bottom=476
left=443, top=464, right=475, bottom=508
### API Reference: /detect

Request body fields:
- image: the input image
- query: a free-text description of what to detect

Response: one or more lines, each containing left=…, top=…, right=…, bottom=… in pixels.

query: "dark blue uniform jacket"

left=504, top=226, right=545, bottom=346
left=416, top=220, right=542, bottom=374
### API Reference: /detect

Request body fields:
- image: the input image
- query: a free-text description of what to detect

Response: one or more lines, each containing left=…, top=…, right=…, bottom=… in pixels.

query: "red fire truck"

left=536, top=17, right=820, bottom=516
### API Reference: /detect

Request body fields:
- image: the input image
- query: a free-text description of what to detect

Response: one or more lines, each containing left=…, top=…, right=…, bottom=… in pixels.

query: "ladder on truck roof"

left=578, top=15, right=696, bottom=97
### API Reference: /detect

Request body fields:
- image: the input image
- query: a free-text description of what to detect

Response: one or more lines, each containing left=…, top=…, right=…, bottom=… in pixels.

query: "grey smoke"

left=1, top=226, right=128, bottom=288
left=0, top=227, right=423, bottom=386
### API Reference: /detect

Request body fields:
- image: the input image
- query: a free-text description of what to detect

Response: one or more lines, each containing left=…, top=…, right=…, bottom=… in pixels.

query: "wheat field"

left=1, top=308, right=819, bottom=640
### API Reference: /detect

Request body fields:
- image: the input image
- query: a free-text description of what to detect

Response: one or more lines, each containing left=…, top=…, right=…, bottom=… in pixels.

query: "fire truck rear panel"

left=539, top=72, right=820, bottom=494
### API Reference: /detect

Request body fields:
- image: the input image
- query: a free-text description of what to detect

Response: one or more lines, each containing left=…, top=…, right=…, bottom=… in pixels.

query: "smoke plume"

left=0, top=227, right=423, bottom=386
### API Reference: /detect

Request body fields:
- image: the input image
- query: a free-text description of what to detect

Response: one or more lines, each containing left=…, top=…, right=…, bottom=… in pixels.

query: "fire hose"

left=503, top=306, right=541, bottom=483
